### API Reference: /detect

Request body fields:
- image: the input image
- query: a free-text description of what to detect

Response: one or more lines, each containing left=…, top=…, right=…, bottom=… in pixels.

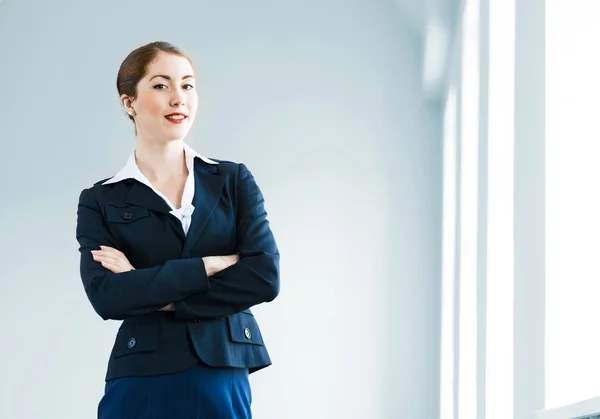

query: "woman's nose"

left=170, top=91, right=186, bottom=107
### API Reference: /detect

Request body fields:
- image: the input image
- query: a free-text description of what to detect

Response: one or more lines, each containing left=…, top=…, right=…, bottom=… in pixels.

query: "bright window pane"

left=486, top=0, right=515, bottom=418
left=440, top=85, right=458, bottom=419
left=546, top=0, right=600, bottom=409
left=458, top=0, right=480, bottom=418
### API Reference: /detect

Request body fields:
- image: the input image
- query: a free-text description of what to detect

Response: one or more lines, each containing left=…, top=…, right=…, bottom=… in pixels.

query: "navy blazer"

left=75, top=157, right=280, bottom=381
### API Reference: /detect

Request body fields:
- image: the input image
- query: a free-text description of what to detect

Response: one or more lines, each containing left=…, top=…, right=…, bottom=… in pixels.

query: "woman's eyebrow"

left=149, top=74, right=195, bottom=81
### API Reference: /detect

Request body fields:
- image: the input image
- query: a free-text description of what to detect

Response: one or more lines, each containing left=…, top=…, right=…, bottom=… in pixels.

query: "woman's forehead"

left=147, top=54, right=194, bottom=78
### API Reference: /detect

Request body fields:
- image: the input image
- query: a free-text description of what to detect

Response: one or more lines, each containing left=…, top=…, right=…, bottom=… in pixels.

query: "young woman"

left=75, top=41, right=280, bottom=419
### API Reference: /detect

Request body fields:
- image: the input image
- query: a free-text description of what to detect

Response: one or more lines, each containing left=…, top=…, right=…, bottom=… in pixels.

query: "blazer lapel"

left=182, top=158, right=226, bottom=256
left=124, top=180, right=172, bottom=214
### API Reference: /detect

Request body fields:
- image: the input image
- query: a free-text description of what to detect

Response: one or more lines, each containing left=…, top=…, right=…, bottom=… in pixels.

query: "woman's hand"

left=153, top=255, right=239, bottom=312
left=91, top=246, right=135, bottom=273
left=90, top=249, right=238, bottom=311
left=92, top=246, right=171, bottom=312
left=203, top=254, right=240, bottom=276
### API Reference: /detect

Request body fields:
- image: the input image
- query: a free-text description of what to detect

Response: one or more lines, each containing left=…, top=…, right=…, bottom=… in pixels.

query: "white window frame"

left=438, top=0, right=546, bottom=418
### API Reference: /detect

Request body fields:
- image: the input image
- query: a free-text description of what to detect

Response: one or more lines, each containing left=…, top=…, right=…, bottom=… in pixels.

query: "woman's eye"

left=183, top=84, right=195, bottom=90
left=153, top=84, right=167, bottom=89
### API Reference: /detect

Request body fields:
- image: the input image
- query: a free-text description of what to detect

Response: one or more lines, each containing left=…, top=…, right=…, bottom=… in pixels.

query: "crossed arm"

left=76, top=163, right=280, bottom=321
left=90, top=246, right=239, bottom=311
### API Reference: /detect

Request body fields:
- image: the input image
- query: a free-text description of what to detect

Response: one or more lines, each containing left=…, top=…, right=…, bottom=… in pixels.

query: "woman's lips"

left=165, top=115, right=187, bottom=124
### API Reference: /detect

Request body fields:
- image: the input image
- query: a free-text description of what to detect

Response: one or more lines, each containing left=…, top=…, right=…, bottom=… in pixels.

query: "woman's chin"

left=163, top=127, right=191, bottom=141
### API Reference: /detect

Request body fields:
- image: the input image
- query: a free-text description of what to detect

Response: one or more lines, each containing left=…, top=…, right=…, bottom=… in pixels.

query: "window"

left=486, top=0, right=515, bottom=417
left=440, top=85, right=458, bottom=419
left=545, top=0, right=600, bottom=409
left=457, top=0, right=480, bottom=418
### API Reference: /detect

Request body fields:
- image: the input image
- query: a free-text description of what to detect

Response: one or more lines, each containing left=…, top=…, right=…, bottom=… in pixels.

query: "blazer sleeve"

left=172, top=163, right=281, bottom=320
left=76, top=188, right=210, bottom=321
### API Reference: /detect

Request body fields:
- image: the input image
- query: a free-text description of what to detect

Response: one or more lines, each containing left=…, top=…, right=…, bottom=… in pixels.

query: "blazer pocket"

left=227, top=311, right=264, bottom=346
left=105, top=204, right=150, bottom=224
left=112, top=322, right=160, bottom=358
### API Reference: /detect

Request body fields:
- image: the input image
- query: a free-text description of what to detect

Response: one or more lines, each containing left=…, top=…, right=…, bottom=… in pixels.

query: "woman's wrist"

left=219, top=256, right=230, bottom=269
left=202, top=256, right=218, bottom=276
left=202, top=256, right=231, bottom=277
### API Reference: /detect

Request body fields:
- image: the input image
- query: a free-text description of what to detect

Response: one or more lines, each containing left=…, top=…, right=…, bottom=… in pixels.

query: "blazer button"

left=127, top=337, right=137, bottom=348
left=122, top=212, right=133, bottom=221
left=244, top=328, right=252, bottom=339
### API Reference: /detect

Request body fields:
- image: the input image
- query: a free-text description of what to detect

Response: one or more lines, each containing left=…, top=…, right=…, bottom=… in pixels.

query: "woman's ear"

left=120, top=94, right=136, bottom=116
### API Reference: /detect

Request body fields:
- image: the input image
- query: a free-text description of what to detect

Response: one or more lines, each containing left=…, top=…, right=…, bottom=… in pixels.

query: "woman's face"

left=123, top=52, right=198, bottom=143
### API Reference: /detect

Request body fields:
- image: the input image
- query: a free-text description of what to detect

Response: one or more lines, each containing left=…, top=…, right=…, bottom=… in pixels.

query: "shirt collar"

left=102, top=142, right=218, bottom=186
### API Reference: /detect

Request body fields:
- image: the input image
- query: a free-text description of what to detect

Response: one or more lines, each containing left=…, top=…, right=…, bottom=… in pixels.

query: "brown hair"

left=116, top=41, right=193, bottom=129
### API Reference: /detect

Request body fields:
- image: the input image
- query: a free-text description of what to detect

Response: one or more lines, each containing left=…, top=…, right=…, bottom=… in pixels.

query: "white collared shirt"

left=102, top=142, right=218, bottom=235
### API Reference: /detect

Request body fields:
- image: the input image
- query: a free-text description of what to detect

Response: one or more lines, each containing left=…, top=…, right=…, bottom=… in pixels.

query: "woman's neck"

left=134, top=139, right=188, bottom=182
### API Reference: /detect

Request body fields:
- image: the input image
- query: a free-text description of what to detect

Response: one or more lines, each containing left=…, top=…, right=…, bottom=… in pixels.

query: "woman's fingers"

left=100, top=260, right=119, bottom=273
left=93, top=254, right=119, bottom=267
left=98, top=246, right=122, bottom=256
left=92, top=252, right=117, bottom=263
left=92, top=251, right=114, bottom=259
left=92, top=248, right=133, bottom=273
left=92, top=247, right=127, bottom=264
left=223, top=254, right=240, bottom=265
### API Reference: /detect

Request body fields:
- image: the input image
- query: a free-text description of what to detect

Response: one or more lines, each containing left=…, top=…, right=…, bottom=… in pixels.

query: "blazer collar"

left=117, top=157, right=226, bottom=253
left=182, top=160, right=225, bottom=255
left=102, top=142, right=218, bottom=187
left=118, top=155, right=221, bottom=211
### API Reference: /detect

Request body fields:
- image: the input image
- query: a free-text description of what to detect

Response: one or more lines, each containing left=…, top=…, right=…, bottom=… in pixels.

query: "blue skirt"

left=97, top=362, right=251, bottom=419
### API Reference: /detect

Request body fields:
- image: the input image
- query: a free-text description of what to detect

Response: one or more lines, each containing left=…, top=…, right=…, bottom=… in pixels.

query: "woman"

left=75, top=41, right=280, bottom=419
